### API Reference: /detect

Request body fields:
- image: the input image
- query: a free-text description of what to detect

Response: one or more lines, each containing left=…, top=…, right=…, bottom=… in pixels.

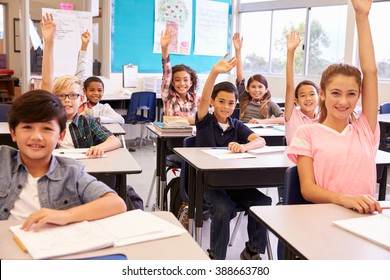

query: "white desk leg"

left=195, top=227, right=202, bottom=246
left=188, top=218, right=194, bottom=237
left=159, top=180, right=167, bottom=211
left=155, top=175, right=161, bottom=211
left=120, top=135, right=127, bottom=149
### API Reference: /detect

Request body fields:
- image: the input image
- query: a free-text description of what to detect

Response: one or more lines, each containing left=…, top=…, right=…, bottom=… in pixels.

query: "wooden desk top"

left=251, top=126, right=285, bottom=137
left=174, top=147, right=293, bottom=171
left=103, top=123, right=126, bottom=135
left=174, top=147, right=390, bottom=171
left=250, top=204, right=390, bottom=260
left=0, top=211, right=209, bottom=260
left=80, top=148, right=142, bottom=174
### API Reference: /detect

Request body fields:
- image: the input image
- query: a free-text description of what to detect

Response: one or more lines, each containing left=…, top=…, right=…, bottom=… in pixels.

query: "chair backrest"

left=0, top=103, right=11, bottom=122
left=379, top=102, right=390, bottom=114
left=180, top=135, right=196, bottom=202
left=283, top=166, right=311, bottom=205
left=125, top=91, right=156, bottom=124
left=231, top=107, right=240, bottom=119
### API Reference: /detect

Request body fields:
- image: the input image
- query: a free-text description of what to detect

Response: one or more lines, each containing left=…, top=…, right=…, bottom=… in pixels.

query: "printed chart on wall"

left=153, top=0, right=193, bottom=55
left=42, top=8, right=93, bottom=77
left=194, top=0, right=229, bottom=56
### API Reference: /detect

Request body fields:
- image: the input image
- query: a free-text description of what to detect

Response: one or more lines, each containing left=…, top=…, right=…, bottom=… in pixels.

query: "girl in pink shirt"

left=284, top=30, right=319, bottom=146
left=287, top=0, right=382, bottom=214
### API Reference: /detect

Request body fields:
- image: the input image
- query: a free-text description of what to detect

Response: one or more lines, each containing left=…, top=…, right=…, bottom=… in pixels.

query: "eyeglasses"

left=56, top=93, right=81, bottom=100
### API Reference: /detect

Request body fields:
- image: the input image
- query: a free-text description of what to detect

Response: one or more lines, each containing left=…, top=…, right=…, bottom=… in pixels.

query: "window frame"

left=237, top=0, right=350, bottom=77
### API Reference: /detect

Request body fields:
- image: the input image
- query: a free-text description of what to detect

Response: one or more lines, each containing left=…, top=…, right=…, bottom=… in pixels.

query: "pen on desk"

left=14, top=235, right=28, bottom=253
left=381, top=206, right=390, bottom=210
left=212, top=147, right=228, bottom=150
left=59, top=151, right=86, bottom=154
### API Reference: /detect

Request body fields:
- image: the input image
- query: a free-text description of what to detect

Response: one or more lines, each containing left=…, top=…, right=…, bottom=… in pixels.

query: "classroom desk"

left=173, top=146, right=293, bottom=244
left=80, top=148, right=142, bottom=201
left=146, top=124, right=194, bottom=210
left=378, top=113, right=390, bottom=151
left=0, top=211, right=209, bottom=260
left=249, top=204, right=390, bottom=260
left=103, top=123, right=127, bottom=148
left=251, top=125, right=285, bottom=146
left=174, top=147, right=390, bottom=244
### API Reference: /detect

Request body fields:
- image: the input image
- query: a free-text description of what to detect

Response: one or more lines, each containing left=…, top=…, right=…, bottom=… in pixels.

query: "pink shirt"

left=287, top=113, right=379, bottom=196
left=285, top=108, right=317, bottom=146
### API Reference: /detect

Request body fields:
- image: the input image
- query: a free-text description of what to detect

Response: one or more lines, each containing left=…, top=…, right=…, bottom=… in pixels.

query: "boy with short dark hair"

left=1, top=90, right=126, bottom=231
left=196, top=55, right=272, bottom=260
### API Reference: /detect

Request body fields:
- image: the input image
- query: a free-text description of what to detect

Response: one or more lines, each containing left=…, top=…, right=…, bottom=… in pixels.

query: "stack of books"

left=152, top=116, right=193, bottom=136
left=162, top=116, right=191, bottom=128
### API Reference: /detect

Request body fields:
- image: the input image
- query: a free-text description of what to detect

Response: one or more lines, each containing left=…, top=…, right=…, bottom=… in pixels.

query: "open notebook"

left=202, top=146, right=285, bottom=160
left=10, top=210, right=186, bottom=259
left=333, top=209, right=390, bottom=250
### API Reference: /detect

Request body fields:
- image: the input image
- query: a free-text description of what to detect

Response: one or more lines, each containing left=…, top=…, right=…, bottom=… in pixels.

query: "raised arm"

left=40, top=13, right=55, bottom=92
left=197, top=54, right=237, bottom=121
left=160, top=27, right=173, bottom=103
left=233, top=32, right=244, bottom=83
left=352, top=0, right=377, bottom=132
left=75, top=30, right=90, bottom=82
left=161, top=26, right=172, bottom=60
left=284, top=30, right=301, bottom=122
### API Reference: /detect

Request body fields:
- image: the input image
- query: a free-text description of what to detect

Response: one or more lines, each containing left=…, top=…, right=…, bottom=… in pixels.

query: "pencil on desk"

left=381, top=206, right=390, bottom=210
left=13, top=235, right=28, bottom=253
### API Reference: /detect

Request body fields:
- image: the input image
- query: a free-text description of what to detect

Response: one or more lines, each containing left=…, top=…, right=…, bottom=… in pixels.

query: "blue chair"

left=278, top=166, right=311, bottom=259
left=283, top=166, right=311, bottom=205
left=0, top=103, right=11, bottom=122
left=379, top=102, right=390, bottom=152
left=380, top=102, right=390, bottom=114
left=125, top=91, right=156, bottom=149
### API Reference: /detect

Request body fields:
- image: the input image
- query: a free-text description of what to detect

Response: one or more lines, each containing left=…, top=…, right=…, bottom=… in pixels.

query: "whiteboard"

left=42, top=8, right=93, bottom=78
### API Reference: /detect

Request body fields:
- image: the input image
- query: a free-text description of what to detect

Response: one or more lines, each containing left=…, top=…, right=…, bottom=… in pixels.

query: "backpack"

left=164, top=177, right=182, bottom=217
left=125, top=185, right=144, bottom=211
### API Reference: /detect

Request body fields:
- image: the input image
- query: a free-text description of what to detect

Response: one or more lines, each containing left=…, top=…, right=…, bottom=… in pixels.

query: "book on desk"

left=10, top=209, right=186, bottom=259
left=333, top=205, right=390, bottom=250
left=152, top=122, right=194, bottom=137
left=202, top=146, right=286, bottom=160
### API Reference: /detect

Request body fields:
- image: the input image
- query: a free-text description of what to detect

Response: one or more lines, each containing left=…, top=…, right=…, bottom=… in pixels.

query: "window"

left=239, top=1, right=348, bottom=77
left=307, top=6, right=347, bottom=75
left=269, top=8, right=306, bottom=74
left=240, top=11, right=271, bottom=74
left=371, top=1, right=390, bottom=80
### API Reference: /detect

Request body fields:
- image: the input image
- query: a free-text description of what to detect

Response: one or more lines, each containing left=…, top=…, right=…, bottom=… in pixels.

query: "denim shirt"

left=0, top=146, right=115, bottom=220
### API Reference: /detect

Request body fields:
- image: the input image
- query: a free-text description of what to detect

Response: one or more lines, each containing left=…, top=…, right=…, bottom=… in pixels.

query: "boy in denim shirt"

left=0, top=90, right=126, bottom=230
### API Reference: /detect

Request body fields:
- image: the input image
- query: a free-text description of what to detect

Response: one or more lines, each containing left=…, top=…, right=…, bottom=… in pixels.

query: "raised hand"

left=232, top=32, right=243, bottom=51
left=287, top=30, right=301, bottom=52
left=212, top=54, right=237, bottom=74
left=81, top=30, right=91, bottom=45
left=41, top=13, right=56, bottom=43
left=351, top=0, right=372, bottom=16
left=160, top=26, right=172, bottom=50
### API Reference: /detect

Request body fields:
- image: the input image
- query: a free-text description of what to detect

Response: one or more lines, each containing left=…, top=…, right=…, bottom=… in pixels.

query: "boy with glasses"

left=40, top=13, right=121, bottom=158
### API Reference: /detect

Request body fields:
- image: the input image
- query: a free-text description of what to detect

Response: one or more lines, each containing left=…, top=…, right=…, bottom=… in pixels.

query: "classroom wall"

left=7, top=0, right=390, bottom=104
left=3, top=0, right=83, bottom=80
